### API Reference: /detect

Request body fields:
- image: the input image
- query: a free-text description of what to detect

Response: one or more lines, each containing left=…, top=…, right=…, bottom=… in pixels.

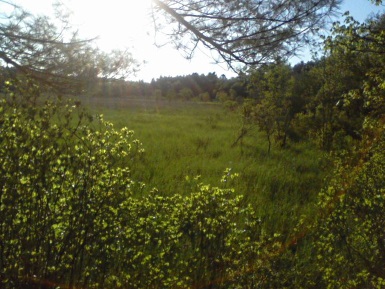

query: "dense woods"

left=1, top=0, right=385, bottom=288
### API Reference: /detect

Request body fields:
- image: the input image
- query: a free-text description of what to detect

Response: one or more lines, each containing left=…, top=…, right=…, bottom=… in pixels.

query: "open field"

left=80, top=97, right=331, bottom=233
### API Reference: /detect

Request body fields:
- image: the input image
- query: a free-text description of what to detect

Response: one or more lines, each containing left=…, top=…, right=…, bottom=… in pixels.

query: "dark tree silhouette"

left=0, top=1, right=138, bottom=92
left=152, top=0, right=341, bottom=71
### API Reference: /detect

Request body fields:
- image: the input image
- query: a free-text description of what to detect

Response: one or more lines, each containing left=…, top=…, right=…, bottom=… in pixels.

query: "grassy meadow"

left=81, top=97, right=331, bottom=233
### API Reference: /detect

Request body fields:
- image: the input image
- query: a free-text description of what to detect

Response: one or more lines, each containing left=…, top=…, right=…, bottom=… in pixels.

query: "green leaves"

left=240, top=62, right=296, bottom=152
left=0, top=90, right=140, bottom=288
left=0, top=88, right=272, bottom=288
left=315, top=133, right=385, bottom=288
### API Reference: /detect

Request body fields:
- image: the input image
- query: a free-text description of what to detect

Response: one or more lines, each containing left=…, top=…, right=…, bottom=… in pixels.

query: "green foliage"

left=315, top=135, right=385, bottom=288
left=0, top=86, right=284, bottom=287
left=317, top=11, right=385, bottom=149
left=309, top=10, right=385, bottom=287
left=92, top=100, right=327, bottom=208
left=238, top=62, right=297, bottom=152
left=0, top=83, right=143, bottom=288
left=0, top=83, right=328, bottom=288
left=90, top=100, right=330, bottom=258
left=119, top=185, right=261, bottom=288
left=4, top=2, right=385, bottom=289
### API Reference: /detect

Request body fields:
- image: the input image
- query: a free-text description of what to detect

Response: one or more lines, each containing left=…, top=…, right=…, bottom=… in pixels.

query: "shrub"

left=315, top=136, right=385, bottom=288
left=0, top=82, right=143, bottom=288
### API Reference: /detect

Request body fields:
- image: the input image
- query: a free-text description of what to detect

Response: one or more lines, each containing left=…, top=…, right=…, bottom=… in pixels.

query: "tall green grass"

left=83, top=97, right=330, bottom=233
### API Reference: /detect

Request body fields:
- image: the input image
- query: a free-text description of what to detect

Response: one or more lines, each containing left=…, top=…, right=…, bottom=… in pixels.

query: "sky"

left=10, top=0, right=385, bottom=82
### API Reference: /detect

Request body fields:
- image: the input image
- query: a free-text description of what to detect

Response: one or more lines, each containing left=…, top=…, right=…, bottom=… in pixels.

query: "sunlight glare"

left=15, top=0, right=236, bottom=81
left=69, top=0, right=153, bottom=51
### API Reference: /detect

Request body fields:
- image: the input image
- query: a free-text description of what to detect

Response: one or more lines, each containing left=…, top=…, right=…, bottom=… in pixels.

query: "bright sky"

left=10, top=0, right=385, bottom=82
